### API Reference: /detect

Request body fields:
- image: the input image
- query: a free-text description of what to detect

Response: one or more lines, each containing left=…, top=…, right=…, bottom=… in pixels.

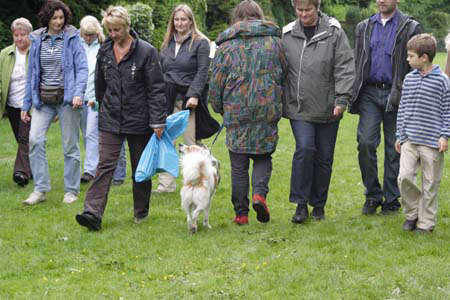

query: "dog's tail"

left=181, top=152, right=208, bottom=185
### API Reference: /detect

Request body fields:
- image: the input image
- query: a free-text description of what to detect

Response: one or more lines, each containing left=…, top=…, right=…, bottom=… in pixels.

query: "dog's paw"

left=189, top=225, right=197, bottom=234
left=204, top=222, right=212, bottom=229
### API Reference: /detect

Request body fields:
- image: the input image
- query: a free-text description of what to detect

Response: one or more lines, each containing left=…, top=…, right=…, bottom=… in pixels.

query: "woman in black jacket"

left=155, top=3, right=218, bottom=193
left=76, top=6, right=167, bottom=231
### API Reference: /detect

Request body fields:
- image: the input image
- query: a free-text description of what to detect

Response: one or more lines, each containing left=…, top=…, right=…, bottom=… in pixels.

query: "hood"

left=30, top=25, right=79, bottom=40
left=216, top=20, right=281, bottom=45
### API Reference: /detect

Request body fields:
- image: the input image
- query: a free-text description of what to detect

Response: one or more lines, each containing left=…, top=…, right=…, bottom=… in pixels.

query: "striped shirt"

left=40, top=30, right=64, bottom=87
left=396, top=65, right=450, bottom=149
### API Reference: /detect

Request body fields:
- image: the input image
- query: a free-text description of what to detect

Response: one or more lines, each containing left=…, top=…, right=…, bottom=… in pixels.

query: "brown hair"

left=38, top=0, right=72, bottom=28
left=291, top=0, right=321, bottom=9
left=407, top=33, right=437, bottom=62
left=161, top=4, right=209, bottom=51
left=231, top=0, right=265, bottom=24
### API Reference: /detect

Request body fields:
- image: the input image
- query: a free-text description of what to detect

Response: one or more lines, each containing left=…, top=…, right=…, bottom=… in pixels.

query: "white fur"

left=180, top=145, right=219, bottom=233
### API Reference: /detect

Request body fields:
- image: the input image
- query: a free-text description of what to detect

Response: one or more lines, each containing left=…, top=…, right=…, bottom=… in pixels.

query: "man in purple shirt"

left=350, top=0, right=422, bottom=215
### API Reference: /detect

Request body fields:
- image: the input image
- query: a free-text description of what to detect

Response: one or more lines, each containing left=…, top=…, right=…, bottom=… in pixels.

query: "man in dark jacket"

left=350, top=0, right=421, bottom=215
left=76, top=6, right=166, bottom=231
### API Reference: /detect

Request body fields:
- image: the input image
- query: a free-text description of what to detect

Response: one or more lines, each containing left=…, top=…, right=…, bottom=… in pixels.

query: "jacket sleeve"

left=334, top=28, right=355, bottom=109
left=145, top=47, right=167, bottom=128
left=94, top=52, right=106, bottom=106
left=186, top=39, right=210, bottom=99
left=72, top=34, right=88, bottom=99
left=208, top=46, right=228, bottom=115
left=396, top=78, right=407, bottom=142
left=22, top=42, right=34, bottom=112
left=0, top=48, right=5, bottom=115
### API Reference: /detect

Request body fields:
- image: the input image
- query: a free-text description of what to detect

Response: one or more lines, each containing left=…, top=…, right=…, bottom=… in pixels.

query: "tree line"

left=0, top=0, right=449, bottom=50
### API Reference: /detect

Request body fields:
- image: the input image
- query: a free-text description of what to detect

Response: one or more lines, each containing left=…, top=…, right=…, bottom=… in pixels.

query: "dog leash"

left=209, top=123, right=224, bottom=153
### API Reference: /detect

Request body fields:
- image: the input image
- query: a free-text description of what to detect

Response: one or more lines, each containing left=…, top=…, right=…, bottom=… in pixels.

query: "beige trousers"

left=156, top=100, right=196, bottom=191
left=398, top=141, right=443, bottom=230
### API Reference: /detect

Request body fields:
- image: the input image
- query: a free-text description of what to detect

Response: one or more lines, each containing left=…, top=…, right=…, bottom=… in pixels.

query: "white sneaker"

left=23, top=191, right=47, bottom=205
left=63, top=192, right=78, bottom=204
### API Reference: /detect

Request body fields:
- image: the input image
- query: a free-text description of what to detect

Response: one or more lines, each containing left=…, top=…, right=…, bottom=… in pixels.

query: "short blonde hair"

left=80, top=15, right=105, bottom=43
left=11, top=17, right=33, bottom=34
left=101, top=6, right=131, bottom=32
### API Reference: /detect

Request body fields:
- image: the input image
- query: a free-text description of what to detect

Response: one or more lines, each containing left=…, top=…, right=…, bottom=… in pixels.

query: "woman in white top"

left=0, top=18, right=33, bottom=187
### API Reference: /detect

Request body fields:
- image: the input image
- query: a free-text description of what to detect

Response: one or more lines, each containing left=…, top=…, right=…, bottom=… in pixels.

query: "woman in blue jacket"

left=21, top=0, right=88, bottom=205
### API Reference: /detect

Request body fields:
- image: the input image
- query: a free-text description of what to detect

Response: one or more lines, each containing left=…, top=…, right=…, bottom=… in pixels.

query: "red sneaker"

left=232, top=216, right=249, bottom=225
left=252, top=194, right=270, bottom=223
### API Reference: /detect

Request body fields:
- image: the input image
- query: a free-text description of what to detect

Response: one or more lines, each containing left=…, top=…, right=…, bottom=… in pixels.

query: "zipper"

left=296, top=39, right=307, bottom=112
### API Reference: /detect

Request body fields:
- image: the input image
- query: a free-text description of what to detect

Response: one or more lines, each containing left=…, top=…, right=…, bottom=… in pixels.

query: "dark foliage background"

left=0, top=0, right=449, bottom=50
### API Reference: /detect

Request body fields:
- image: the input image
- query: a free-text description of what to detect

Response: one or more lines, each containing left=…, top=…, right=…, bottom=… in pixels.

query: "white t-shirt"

left=8, top=48, right=27, bottom=108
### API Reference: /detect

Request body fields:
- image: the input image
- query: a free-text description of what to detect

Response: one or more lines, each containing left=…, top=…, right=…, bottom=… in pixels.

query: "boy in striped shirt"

left=395, top=33, right=450, bottom=233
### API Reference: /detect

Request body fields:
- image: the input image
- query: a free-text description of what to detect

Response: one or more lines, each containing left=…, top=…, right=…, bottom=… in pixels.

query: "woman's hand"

left=21, top=111, right=31, bottom=123
left=154, top=127, right=164, bottom=139
left=72, top=96, right=83, bottom=109
left=185, top=97, right=198, bottom=109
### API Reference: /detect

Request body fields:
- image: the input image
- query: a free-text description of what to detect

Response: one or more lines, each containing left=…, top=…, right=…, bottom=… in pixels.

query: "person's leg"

left=229, top=151, right=250, bottom=218
left=58, top=104, right=81, bottom=195
left=357, top=87, right=384, bottom=213
left=82, top=131, right=124, bottom=219
left=381, top=109, right=401, bottom=213
left=250, top=153, right=272, bottom=223
left=309, top=120, right=340, bottom=212
left=417, top=145, right=443, bottom=231
left=112, top=141, right=126, bottom=183
left=289, top=119, right=315, bottom=206
left=83, top=105, right=99, bottom=177
left=127, top=133, right=152, bottom=220
left=398, top=141, right=421, bottom=226
left=6, top=105, right=32, bottom=182
left=28, top=105, right=57, bottom=193
left=183, top=108, right=196, bottom=145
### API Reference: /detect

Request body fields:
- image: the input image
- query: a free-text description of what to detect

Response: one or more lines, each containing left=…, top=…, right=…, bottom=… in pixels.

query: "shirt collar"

left=371, top=9, right=399, bottom=26
left=42, top=28, right=65, bottom=41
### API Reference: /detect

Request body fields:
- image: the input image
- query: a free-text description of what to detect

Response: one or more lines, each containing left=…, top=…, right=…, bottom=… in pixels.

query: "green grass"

left=0, top=54, right=449, bottom=299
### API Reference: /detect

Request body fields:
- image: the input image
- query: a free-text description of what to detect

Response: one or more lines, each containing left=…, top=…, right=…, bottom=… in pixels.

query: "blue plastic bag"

left=135, top=110, right=190, bottom=182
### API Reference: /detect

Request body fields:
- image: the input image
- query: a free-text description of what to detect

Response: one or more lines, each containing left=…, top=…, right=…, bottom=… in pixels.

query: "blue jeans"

left=289, top=119, right=339, bottom=208
left=29, top=104, right=81, bottom=194
left=80, top=103, right=126, bottom=181
left=357, top=86, right=400, bottom=205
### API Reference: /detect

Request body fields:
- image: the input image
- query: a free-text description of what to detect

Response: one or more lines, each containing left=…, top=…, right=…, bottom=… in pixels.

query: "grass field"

left=0, top=53, right=449, bottom=299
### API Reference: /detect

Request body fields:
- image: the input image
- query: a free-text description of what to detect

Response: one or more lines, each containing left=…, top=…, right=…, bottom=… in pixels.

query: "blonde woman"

left=0, top=18, right=33, bottom=187
left=155, top=4, right=218, bottom=193
left=76, top=6, right=166, bottom=231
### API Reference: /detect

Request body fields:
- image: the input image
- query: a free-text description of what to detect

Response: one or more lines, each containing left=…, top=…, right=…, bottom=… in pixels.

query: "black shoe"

left=381, top=201, right=401, bottom=215
left=13, top=173, right=29, bottom=187
left=362, top=199, right=381, bottom=215
left=80, top=172, right=94, bottom=183
left=402, top=219, right=417, bottom=231
left=292, top=205, right=308, bottom=224
left=76, top=212, right=101, bottom=231
left=312, top=207, right=325, bottom=220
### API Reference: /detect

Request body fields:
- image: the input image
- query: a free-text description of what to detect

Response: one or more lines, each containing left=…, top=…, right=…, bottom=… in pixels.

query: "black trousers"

left=229, top=151, right=272, bottom=216
left=6, top=105, right=32, bottom=180
left=83, top=131, right=152, bottom=220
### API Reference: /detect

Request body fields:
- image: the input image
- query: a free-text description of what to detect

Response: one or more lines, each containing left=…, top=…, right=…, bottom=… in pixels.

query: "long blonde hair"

left=80, top=15, right=105, bottom=43
left=161, top=4, right=209, bottom=51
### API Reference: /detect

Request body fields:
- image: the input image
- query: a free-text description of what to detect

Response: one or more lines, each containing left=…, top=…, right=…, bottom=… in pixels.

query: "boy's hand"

left=395, top=139, right=401, bottom=153
left=438, top=137, right=448, bottom=153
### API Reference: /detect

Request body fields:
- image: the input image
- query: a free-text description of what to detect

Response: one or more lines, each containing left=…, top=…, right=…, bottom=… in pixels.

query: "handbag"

left=40, top=86, right=64, bottom=105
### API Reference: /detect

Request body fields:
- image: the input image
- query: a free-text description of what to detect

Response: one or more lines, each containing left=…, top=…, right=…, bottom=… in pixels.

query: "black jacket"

left=95, top=30, right=166, bottom=134
left=350, top=10, right=422, bottom=113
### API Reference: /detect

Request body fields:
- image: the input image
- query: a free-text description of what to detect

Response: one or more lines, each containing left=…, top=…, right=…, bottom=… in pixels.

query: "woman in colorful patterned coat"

left=209, top=0, right=287, bottom=225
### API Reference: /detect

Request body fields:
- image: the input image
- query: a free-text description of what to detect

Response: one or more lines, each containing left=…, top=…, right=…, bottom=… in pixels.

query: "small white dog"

left=179, top=144, right=220, bottom=233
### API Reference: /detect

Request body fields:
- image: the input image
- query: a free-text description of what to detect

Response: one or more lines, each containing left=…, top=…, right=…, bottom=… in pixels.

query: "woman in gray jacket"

left=282, top=0, right=355, bottom=223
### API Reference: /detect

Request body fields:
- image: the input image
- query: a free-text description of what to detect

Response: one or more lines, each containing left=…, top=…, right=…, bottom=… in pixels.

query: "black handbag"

left=40, top=86, right=64, bottom=105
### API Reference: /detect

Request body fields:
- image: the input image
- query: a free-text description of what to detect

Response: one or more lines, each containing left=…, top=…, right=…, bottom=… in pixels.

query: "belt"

left=368, top=82, right=392, bottom=89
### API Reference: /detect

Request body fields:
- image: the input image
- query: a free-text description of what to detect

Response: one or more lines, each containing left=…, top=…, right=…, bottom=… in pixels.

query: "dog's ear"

left=179, top=143, right=186, bottom=154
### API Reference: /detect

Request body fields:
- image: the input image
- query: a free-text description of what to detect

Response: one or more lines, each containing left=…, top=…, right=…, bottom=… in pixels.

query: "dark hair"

left=38, top=0, right=72, bottom=28
left=231, top=0, right=264, bottom=24
left=407, top=33, right=437, bottom=62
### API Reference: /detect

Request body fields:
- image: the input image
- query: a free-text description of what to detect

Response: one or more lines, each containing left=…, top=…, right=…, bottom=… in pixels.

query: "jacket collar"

left=291, top=12, right=333, bottom=42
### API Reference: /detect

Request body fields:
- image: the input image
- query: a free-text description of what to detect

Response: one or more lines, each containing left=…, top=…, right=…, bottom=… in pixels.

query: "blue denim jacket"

left=22, top=25, right=88, bottom=111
